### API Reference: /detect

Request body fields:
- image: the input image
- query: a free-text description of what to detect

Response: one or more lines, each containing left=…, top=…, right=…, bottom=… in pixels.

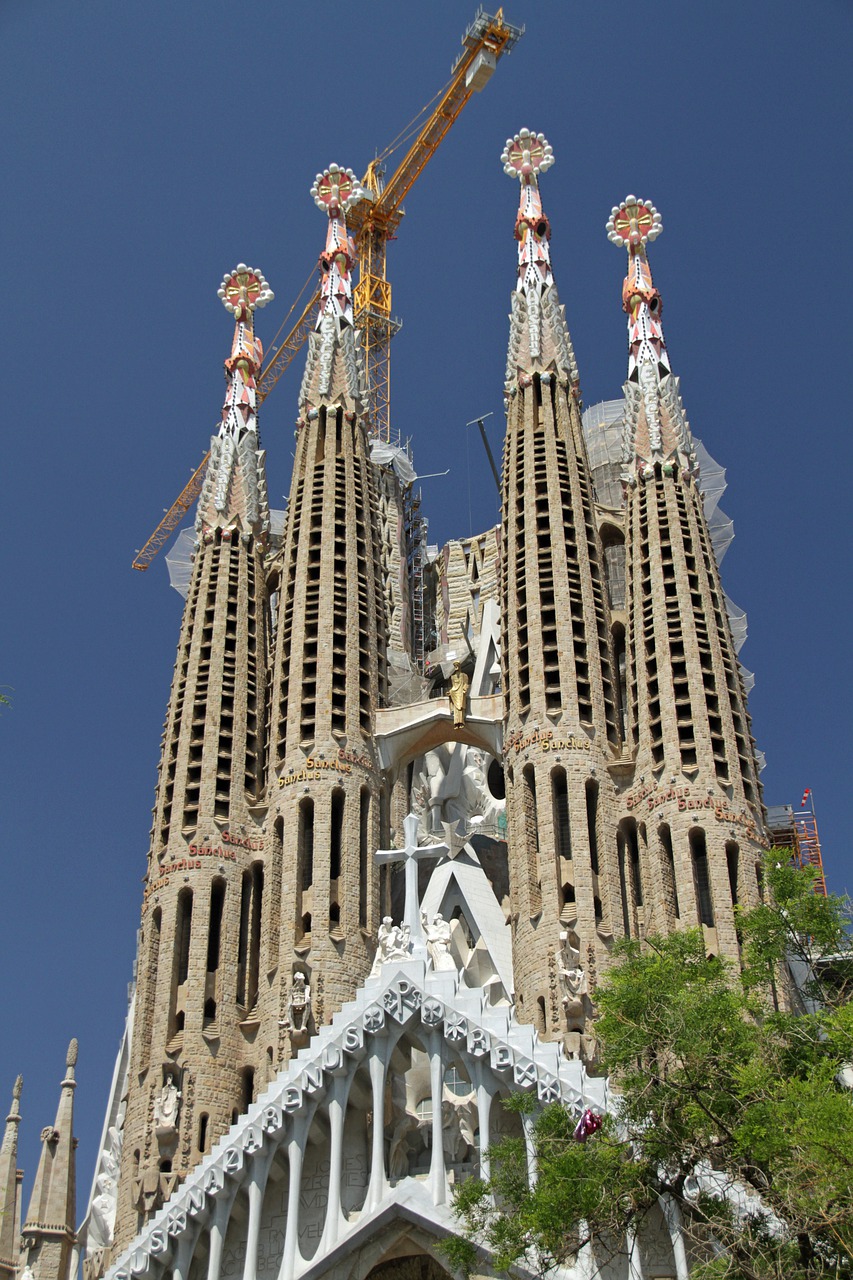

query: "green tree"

left=447, top=859, right=853, bottom=1279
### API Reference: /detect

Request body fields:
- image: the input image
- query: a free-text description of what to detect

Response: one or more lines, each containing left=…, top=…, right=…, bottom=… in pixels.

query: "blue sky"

left=1, top=0, right=850, bottom=1221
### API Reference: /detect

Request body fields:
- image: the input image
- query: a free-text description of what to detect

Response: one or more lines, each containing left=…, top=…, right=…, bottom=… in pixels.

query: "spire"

left=195, top=265, right=274, bottom=536
left=22, top=1043, right=77, bottom=1280
left=607, top=196, right=697, bottom=480
left=298, top=164, right=368, bottom=417
left=0, top=1077, right=23, bottom=1280
left=502, top=129, right=578, bottom=389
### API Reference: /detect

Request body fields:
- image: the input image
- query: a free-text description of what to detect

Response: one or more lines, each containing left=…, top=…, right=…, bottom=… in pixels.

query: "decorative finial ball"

left=606, top=197, right=662, bottom=248
left=218, top=266, right=274, bottom=317
left=311, top=164, right=362, bottom=215
left=501, top=129, right=554, bottom=180
left=66, top=1039, right=78, bottom=1069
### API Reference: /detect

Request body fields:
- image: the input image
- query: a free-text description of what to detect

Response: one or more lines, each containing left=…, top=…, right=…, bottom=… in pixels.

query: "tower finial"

left=502, top=129, right=555, bottom=296
left=216, top=264, right=273, bottom=439
left=310, top=164, right=361, bottom=329
left=607, top=196, right=697, bottom=477
left=606, top=196, right=670, bottom=387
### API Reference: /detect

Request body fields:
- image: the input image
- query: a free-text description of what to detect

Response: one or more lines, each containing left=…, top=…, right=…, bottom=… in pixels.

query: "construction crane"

left=133, top=8, right=522, bottom=571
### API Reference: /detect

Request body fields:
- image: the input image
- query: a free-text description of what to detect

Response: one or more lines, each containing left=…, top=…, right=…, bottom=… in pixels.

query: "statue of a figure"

left=422, top=912, right=456, bottom=972
left=387, top=1075, right=416, bottom=1181
left=88, top=1174, right=116, bottom=1249
left=290, top=972, right=311, bottom=1034
left=448, top=663, right=469, bottom=729
left=154, top=1075, right=181, bottom=1134
left=370, top=916, right=412, bottom=977
left=441, top=1096, right=476, bottom=1164
left=558, top=930, right=589, bottom=1021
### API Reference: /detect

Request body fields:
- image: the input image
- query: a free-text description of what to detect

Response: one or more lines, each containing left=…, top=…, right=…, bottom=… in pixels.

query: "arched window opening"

left=690, top=827, right=715, bottom=927
left=726, top=841, right=740, bottom=907
left=659, top=823, right=680, bottom=921
left=241, top=1067, right=255, bottom=1114
left=522, top=765, right=541, bottom=916
left=585, top=779, right=600, bottom=875
left=359, top=788, right=371, bottom=929
left=197, top=1113, right=209, bottom=1154
left=296, top=798, right=314, bottom=942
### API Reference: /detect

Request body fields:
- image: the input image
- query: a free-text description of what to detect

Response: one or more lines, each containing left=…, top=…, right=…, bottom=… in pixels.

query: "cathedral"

left=1, top=129, right=769, bottom=1280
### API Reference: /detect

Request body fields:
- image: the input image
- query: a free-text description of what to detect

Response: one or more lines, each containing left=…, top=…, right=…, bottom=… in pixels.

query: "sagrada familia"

left=0, top=127, right=770, bottom=1280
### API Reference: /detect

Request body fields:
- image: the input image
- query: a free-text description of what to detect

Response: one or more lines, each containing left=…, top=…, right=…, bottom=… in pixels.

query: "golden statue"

left=448, top=663, right=469, bottom=729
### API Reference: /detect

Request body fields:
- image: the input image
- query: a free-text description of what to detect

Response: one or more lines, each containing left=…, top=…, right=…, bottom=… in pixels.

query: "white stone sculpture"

left=369, top=917, right=413, bottom=977
left=88, top=1173, right=117, bottom=1249
left=153, top=1075, right=181, bottom=1134
left=422, top=912, right=457, bottom=972
left=290, top=972, right=311, bottom=1034
left=414, top=743, right=503, bottom=838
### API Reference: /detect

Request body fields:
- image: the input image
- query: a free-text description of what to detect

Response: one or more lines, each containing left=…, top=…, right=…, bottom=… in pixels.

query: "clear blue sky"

left=1, top=0, right=850, bottom=1221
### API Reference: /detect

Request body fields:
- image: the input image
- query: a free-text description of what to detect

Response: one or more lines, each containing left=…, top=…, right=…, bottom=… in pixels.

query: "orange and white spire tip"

left=607, top=197, right=696, bottom=480
left=217, top=265, right=274, bottom=321
left=502, top=129, right=555, bottom=295
left=606, top=196, right=662, bottom=250
left=311, top=165, right=362, bottom=331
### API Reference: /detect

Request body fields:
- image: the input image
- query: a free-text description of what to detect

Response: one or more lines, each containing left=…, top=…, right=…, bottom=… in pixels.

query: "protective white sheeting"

left=754, top=749, right=767, bottom=773
left=166, top=527, right=196, bottom=598
left=707, top=504, right=735, bottom=564
left=370, top=439, right=417, bottom=485
left=694, top=437, right=727, bottom=517
left=582, top=399, right=625, bottom=509
left=739, top=664, right=755, bottom=694
left=582, top=399, right=625, bottom=467
left=166, top=510, right=286, bottom=599
left=724, top=592, right=748, bottom=654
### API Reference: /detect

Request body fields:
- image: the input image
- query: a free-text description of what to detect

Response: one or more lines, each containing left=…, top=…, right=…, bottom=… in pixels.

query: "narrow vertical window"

left=205, top=879, right=225, bottom=1026
left=585, top=779, right=599, bottom=875
left=359, top=788, right=371, bottom=930
left=247, top=864, right=263, bottom=1011
left=296, top=798, right=314, bottom=940
left=617, top=831, right=631, bottom=936
left=690, top=828, right=715, bottom=927
left=726, top=841, right=740, bottom=907
left=522, top=766, right=541, bottom=916
left=659, top=824, right=680, bottom=921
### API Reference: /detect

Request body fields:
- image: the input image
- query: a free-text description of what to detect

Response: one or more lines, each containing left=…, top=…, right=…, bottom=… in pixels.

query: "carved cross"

left=375, top=813, right=448, bottom=953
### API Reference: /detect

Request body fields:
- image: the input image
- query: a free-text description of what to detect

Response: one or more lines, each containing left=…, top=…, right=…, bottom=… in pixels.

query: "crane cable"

left=261, top=264, right=317, bottom=366
left=373, top=75, right=454, bottom=168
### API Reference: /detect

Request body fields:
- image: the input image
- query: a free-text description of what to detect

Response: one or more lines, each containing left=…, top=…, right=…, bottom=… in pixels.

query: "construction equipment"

left=766, top=795, right=828, bottom=896
left=133, top=8, right=522, bottom=569
left=132, top=454, right=211, bottom=572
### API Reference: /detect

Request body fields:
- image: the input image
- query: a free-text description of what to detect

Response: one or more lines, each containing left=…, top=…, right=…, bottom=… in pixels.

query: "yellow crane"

left=133, top=8, right=522, bottom=571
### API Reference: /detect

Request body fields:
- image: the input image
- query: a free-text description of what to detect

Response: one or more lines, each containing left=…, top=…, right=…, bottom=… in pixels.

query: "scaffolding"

left=405, top=485, right=429, bottom=674
left=766, top=799, right=828, bottom=896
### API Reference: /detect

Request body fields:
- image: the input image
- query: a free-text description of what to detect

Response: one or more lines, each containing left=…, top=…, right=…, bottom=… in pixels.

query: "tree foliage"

left=448, top=859, right=853, bottom=1279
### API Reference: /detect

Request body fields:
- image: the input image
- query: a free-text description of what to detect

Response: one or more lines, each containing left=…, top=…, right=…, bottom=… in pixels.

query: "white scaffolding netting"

left=369, top=439, right=417, bottom=485
left=166, top=527, right=195, bottom=598
left=166, top=510, right=287, bottom=599
left=724, top=591, right=748, bottom=654
left=694, top=438, right=727, bottom=516
left=582, top=400, right=626, bottom=509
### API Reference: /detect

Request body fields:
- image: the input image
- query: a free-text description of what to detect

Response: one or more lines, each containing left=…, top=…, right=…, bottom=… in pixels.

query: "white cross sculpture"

left=375, top=813, right=449, bottom=957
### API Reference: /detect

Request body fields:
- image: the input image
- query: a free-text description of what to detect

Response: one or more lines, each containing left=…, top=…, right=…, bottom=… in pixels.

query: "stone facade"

left=64, top=164, right=774, bottom=1280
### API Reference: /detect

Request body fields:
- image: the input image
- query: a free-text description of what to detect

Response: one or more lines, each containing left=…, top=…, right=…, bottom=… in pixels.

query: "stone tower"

left=0, top=1077, right=23, bottom=1280
left=606, top=196, right=765, bottom=957
left=265, top=165, right=388, bottom=1045
left=114, top=266, right=276, bottom=1250
left=499, top=132, right=622, bottom=1047
left=21, top=1044, right=77, bottom=1280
